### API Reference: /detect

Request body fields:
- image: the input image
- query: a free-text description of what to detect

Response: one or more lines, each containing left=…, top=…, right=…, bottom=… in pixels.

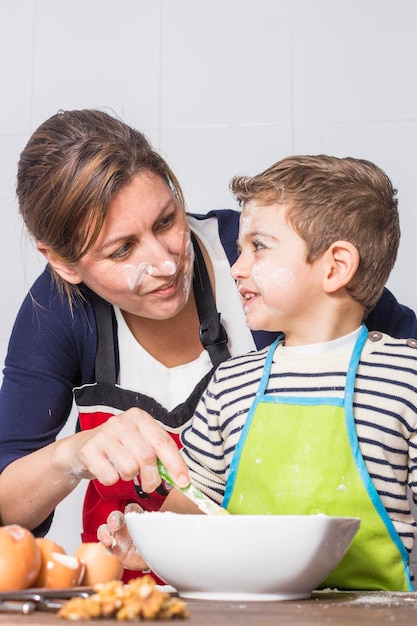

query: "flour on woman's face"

left=124, top=262, right=153, bottom=290
left=182, top=233, right=194, bottom=302
left=72, top=171, right=195, bottom=321
left=124, top=259, right=178, bottom=290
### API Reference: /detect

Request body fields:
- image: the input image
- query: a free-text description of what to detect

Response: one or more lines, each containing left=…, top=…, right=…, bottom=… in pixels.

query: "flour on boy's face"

left=232, top=201, right=321, bottom=336
left=252, top=260, right=295, bottom=292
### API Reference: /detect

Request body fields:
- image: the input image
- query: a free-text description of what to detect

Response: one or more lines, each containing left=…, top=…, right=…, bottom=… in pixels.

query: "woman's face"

left=69, top=171, right=193, bottom=320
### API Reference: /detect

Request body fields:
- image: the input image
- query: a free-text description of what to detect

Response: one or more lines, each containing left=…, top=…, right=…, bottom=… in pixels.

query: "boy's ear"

left=36, top=242, right=83, bottom=285
left=323, top=241, right=360, bottom=294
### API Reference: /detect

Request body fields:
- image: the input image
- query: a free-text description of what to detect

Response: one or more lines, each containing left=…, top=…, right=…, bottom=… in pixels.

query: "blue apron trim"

left=344, top=326, right=413, bottom=589
left=260, top=395, right=344, bottom=407
left=224, top=336, right=281, bottom=508
left=255, top=336, right=281, bottom=397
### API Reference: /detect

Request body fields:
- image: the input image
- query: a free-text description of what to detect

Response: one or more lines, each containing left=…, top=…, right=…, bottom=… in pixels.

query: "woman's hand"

left=97, top=503, right=148, bottom=570
left=54, top=407, right=190, bottom=492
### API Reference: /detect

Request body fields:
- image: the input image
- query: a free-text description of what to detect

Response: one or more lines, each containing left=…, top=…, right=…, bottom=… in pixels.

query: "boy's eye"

left=252, top=239, right=266, bottom=251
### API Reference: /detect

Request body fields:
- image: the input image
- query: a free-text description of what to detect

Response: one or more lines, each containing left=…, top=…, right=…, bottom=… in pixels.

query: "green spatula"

left=157, top=459, right=229, bottom=516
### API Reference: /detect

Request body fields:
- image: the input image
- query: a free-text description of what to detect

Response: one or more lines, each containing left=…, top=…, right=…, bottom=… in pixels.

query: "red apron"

left=74, top=236, right=230, bottom=581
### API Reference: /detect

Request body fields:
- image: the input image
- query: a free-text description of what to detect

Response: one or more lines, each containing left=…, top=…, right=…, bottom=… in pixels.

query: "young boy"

left=167, top=155, right=417, bottom=591
left=99, top=155, right=417, bottom=589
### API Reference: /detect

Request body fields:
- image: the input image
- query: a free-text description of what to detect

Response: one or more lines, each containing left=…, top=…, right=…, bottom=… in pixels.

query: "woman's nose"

left=140, top=238, right=177, bottom=276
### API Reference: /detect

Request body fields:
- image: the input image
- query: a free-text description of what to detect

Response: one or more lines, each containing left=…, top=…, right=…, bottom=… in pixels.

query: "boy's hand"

left=97, top=503, right=149, bottom=570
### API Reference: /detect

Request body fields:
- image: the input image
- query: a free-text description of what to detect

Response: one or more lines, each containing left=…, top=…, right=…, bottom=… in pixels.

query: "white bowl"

left=125, top=511, right=360, bottom=601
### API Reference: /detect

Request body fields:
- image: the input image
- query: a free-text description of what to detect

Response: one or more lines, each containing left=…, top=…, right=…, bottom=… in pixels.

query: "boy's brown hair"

left=230, top=155, right=400, bottom=314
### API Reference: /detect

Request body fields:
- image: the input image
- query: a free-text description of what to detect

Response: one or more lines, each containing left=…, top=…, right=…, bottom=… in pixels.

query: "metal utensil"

left=0, top=587, right=93, bottom=612
left=0, top=600, right=37, bottom=614
left=157, top=459, right=229, bottom=515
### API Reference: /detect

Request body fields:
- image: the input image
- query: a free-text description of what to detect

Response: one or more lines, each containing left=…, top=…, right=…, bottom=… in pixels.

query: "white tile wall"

left=160, top=125, right=293, bottom=213
left=31, top=0, right=162, bottom=130
left=1, top=0, right=417, bottom=565
left=292, top=1, right=417, bottom=123
left=160, top=0, right=292, bottom=127
left=0, top=1, right=35, bottom=134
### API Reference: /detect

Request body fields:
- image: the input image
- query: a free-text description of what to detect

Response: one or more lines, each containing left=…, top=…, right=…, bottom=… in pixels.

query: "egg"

left=75, top=542, right=123, bottom=586
left=39, top=551, right=85, bottom=589
left=33, top=537, right=67, bottom=586
left=0, top=525, right=41, bottom=590
left=32, top=538, right=84, bottom=588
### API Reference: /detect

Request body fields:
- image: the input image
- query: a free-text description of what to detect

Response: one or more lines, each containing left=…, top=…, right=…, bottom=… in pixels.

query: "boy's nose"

left=230, top=256, right=246, bottom=280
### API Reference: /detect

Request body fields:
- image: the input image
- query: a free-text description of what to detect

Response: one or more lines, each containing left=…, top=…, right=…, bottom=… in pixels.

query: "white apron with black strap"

left=73, top=235, right=231, bottom=578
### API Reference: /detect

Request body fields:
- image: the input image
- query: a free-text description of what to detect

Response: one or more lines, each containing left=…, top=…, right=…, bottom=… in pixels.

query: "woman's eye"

left=111, top=242, right=133, bottom=259
left=156, top=212, right=175, bottom=230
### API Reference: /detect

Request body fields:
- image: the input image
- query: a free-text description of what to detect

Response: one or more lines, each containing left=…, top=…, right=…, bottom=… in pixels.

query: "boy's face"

left=231, top=201, right=325, bottom=343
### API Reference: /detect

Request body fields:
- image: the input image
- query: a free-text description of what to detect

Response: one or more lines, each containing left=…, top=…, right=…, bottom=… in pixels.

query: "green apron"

left=223, top=325, right=413, bottom=590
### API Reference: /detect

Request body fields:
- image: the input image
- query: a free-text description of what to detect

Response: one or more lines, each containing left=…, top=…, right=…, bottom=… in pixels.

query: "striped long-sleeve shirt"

left=181, top=331, right=417, bottom=554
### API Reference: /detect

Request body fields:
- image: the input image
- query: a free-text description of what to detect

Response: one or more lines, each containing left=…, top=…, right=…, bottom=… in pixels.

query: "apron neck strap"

left=344, top=324, right=369, bottom=406
left=192, top=232, right=231, bottom=368
left=90, top=291, right=118, bottom=384
left=256, top=325, right=369, bottom=401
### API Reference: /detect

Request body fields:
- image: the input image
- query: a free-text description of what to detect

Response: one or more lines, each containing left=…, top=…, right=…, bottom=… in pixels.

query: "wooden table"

left=1, top=591, right=417, bottom=625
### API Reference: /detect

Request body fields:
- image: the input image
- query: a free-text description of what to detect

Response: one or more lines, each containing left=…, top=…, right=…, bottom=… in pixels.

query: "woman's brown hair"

left=17, top=109, right=185, bottom=300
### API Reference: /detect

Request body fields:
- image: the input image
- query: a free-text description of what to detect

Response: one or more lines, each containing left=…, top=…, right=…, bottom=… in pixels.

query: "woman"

left=0, top=110, right=415, bottom=576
